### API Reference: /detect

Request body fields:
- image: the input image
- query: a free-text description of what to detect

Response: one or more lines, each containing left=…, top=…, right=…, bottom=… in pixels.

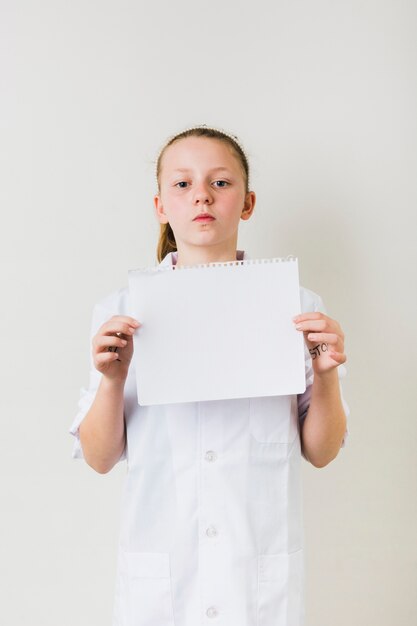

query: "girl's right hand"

left=92, top=315, right=141, bottom=381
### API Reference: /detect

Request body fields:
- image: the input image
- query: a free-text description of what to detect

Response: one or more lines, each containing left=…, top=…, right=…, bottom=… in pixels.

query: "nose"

left=193, top=182, right=212, bottom=205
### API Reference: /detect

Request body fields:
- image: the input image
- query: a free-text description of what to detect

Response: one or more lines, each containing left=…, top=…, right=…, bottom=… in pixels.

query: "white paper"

left=128, top=258, right=306, bottom=405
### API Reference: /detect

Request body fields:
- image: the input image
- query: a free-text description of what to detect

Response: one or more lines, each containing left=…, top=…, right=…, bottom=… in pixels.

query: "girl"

left=70, top=126, right=348, bottom=626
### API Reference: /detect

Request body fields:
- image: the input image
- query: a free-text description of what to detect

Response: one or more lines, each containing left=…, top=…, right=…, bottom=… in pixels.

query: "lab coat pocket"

left=126, top=552, right=175, bottom=626
left=257, top=549, right=304, bottom=626
left=249, top=395, right=298, bottom=444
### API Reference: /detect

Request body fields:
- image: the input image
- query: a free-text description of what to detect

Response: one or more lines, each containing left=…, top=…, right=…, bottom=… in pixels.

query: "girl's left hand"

left=293, top=312, right=346, bottom=375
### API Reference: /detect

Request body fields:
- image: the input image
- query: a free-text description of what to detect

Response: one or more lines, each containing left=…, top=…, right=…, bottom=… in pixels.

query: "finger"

left=94, top=335, right=128, bottom=351
left=95, top=351, right=121, bottom=366
left=294, top=319, right=328, bottom=332
left=294, top=313, right=343, bottom=335
left=100, top=321, right=140, bottom=337
left=306, top=332, right=342, bottom=347
left=110, top=315, right=141, bottom=326
left=328, top=351, right=347, bottom=365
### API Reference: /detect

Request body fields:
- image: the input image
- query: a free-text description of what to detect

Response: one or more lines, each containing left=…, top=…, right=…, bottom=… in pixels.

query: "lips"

left=193, top=214, right=215, bottom=221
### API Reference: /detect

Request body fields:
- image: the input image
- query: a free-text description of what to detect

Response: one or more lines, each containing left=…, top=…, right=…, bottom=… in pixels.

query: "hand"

left=92, top=315, right=141, bottom=381
left=293, top=312, right=346, bottom=375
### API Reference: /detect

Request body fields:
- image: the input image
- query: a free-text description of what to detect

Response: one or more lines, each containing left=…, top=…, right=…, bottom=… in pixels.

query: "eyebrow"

left=171, top=167, right=233, bottom=174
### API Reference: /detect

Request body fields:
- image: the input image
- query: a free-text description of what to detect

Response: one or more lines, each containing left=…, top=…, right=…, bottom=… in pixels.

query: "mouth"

left=193, top=214, right=215, bottom=222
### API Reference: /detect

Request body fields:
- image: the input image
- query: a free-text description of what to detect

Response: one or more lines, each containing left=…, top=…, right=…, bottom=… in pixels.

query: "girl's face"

left=154, top=137, right=256, bottom=253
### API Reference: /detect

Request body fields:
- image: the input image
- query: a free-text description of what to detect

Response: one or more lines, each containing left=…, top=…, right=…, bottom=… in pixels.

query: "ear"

left=154, top=194, right=169, bottom=224
left=241, top=191, right=256, bottom=221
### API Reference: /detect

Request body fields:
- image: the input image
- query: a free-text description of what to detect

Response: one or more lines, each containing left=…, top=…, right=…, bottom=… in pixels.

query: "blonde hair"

left=155, top=126, right=250, bottom=263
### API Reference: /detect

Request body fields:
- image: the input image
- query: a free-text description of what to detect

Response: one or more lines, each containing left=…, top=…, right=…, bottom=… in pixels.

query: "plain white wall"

left=1, top=0, right=416, bottom=624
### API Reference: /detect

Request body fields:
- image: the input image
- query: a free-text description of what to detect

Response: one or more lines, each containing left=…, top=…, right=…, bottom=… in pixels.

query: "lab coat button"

left=206, top=606, right=219, bottom=618
left=206, top=526, right=218, bottom=537
left=205, top=450, right=217, bottom=462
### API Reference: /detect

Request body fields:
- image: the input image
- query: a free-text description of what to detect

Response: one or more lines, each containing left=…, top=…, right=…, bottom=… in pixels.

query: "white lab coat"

left=70, top=250, right=349, bottom=626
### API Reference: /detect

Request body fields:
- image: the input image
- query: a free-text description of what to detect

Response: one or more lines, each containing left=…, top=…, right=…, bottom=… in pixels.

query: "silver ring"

left=108, top=332, right=122, bottom=352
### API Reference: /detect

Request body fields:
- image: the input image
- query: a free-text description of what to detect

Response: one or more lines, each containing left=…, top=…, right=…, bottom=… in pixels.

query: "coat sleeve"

left=69, top=296, right=127, bottom=462
left=296, top=291, right=349, bottom=449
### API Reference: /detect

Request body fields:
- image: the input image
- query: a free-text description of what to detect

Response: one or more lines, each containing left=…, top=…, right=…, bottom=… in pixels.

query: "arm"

left=294, top=312, right=347, bottom=468
left=79, top=315, right=141, bottom=474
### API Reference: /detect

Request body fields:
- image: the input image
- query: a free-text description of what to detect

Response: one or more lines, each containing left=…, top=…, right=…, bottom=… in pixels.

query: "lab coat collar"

left=159, top=250, right=248, bottom=267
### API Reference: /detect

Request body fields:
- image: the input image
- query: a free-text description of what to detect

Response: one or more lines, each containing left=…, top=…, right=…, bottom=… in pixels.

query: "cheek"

left=226, top=192, right=246, bottom=214
left=161, top=194, right=179, bottom=214
left=164, top=202, right=188, bottom=225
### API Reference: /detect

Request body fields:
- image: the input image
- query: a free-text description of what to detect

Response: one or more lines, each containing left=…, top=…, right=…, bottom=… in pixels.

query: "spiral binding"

left=130, top=256, right=297, bottom=274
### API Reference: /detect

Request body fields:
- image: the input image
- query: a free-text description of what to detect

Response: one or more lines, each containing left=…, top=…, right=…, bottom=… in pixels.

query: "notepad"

left=128, top=257, right=306, bottom=405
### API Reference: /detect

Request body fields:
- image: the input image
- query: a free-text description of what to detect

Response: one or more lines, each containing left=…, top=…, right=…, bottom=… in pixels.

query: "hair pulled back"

left=155, top=126, right=250, bottom=263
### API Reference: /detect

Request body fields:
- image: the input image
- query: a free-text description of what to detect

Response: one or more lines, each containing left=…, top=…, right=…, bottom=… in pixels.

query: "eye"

left=175, top=181, right=189, bottom=188
left=213, top=180, right=229, bottom=188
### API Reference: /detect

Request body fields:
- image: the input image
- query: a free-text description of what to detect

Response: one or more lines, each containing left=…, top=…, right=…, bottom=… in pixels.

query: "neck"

left=175, top=242, right=240, bottom=267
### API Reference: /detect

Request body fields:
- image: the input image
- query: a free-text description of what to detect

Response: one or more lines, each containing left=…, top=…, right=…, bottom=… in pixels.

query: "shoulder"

left=299, top=285, right=326, bottom=314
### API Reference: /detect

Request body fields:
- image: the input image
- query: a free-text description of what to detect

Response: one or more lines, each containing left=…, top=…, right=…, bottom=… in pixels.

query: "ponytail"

left=157, top=222, right=177, bottom=263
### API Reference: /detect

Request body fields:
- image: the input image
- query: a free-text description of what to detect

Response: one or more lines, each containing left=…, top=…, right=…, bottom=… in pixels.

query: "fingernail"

left=295, top=324, right=303, bottom=330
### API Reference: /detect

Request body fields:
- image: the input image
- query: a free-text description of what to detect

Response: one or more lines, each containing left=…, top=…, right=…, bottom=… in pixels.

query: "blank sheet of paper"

left=128, top=258, right=306, bottom=406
